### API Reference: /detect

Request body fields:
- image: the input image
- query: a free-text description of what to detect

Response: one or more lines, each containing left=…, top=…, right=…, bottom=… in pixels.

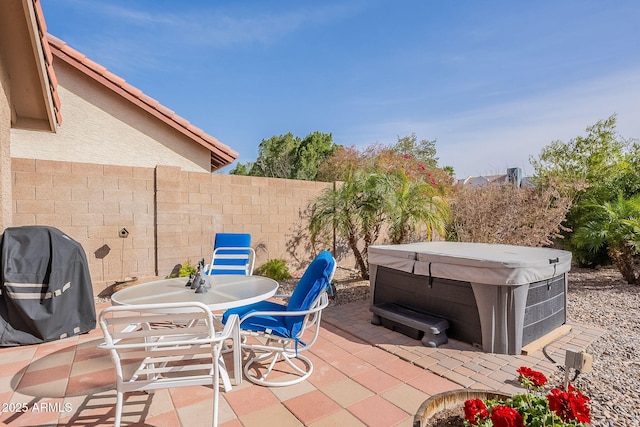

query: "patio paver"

left=0, top=299, right=605, bottom=426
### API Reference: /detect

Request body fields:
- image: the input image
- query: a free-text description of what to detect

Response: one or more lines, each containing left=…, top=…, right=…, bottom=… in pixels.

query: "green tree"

left=250, top=133, right=298, bottom=178
left=229, top=162, right=250, bottom=175
left=386, top=171, right=449, bottom=244
left=392, top=133, right=438, bottom=170
left=292, top=131, right=336, bottom=180
left=609, top=141, right=640, bottom=199
left=573, top=194, right=640, bottom=285
left=530, top=115, right=640, bottom=265
left=531, top=115, right=626, bottom=194
left=230, top=131, right=337, bottom=181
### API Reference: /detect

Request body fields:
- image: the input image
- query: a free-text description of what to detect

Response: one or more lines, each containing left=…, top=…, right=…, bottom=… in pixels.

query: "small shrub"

left=255, top=259, right=291, bottom=281
left=178, top=259, right=197, bottom=277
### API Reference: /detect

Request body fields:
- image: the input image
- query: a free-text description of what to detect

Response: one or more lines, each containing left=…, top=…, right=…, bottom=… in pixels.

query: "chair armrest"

left=238, top=294, right=329, bottom=324
left=218, top=313, right=239, bottom=340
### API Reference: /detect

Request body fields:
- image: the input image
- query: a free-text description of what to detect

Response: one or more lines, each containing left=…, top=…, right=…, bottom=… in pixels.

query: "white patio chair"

left=222, top=250, right=336, bottom=386
left=98, top=302, right=240, bottom=427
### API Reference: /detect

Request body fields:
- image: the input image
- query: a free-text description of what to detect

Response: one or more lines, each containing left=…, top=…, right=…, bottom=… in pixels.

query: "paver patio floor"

left=0, top=299, right=605, bottom=426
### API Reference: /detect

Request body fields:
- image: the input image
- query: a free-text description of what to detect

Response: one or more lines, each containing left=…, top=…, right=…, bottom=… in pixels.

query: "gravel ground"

left=565, top=268, right=640, bottom=427
left=300, top=266, right=640, bottom=427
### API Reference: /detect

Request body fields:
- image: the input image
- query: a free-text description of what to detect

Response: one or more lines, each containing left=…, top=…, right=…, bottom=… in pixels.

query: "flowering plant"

left=463, top=366, right=590, bottom=427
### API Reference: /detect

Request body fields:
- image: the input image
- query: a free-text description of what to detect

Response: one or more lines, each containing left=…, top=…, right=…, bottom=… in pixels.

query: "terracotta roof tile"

left=33, top=0, right=61, bottom=126
left=33, top=0, right=47, bottom=32
left=51, top=84, right=61, bottom=108
left=47, top=62, right=58, bottom=88
left=81, top=57, right=107, bottom=75
left=103, top=70, right=126, bottom=87
left=155, top=104, right=176, bottom=117
left=187, top=124, right=206, bottom=138
left=173, top=116, right=191, bottom=128
left=42, top=36, right=53, bottom=64
left=126, top=85, right=144, bottom=98
left=46, top=34, right=238, bottom=170
left=138, top=93, right=160, bottom=109
left=59, top=42, right=80, bottom=58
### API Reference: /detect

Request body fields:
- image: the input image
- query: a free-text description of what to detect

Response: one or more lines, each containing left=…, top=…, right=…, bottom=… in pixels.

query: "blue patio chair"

left=222, top=250, right=336, bottom=386
left=205, top=233, right=255, bottom=276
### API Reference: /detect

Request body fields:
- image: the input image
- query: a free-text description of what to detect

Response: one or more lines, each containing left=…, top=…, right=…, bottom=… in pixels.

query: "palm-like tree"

left=309, top=171, right=387, bottom=279
left=573, top=193, right=640, bottom=285
left=309, top=170, right=451, bottom=279
left=386, top=171, right=450, bottom=244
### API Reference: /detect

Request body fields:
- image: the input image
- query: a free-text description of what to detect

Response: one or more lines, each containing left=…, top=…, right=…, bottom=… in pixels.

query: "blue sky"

left=41, top=0, right=640, bottom=178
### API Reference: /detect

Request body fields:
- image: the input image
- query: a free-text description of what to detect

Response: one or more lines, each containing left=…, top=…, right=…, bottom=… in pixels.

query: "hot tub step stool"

left=370, top=303, right=449, bottom=347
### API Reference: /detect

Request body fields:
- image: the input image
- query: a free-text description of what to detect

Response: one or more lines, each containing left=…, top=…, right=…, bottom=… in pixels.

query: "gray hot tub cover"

left=0, top=226, right=96, bottom=346
left=368, top=242, right=572, bottom=285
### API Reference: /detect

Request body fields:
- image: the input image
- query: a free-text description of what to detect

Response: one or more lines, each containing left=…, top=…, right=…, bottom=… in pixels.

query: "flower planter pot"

left=413, top=389, right=511, bottom=427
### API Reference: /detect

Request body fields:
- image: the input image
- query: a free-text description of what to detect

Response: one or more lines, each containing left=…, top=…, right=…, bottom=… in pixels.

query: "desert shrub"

left=178, top=259, right=198, bottom=277
left=255, top=259, right=292, bottom=281
left=447, top=183, right=572, bottom=247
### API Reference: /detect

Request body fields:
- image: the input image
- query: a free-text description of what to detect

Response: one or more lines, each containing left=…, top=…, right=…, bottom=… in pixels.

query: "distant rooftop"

left=458, top=167, right=532, bottom=188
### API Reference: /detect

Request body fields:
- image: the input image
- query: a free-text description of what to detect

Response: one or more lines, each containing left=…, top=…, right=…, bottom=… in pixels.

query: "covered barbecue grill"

left=0, top=226, right=96, bottom=346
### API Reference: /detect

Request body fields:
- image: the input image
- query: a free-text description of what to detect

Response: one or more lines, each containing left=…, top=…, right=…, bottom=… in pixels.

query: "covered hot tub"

left=368, top=242, right=572, bottom=354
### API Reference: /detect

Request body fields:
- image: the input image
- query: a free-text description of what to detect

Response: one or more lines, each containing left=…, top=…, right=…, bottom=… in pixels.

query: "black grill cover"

left=0, top=226, right=96, bottom=346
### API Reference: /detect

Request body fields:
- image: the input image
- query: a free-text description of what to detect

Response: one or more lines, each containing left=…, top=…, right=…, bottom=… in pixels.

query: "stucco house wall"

left=0, top=56, right=11, bottom=230
left=11, top=57, right=214, bottom=173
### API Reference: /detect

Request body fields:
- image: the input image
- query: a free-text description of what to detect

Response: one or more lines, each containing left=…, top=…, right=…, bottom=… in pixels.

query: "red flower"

left=517, top=366, right=548, bottom=387
left=547, top=384, right=591, bottom=423
left=490, top=405, right=524, bottom=427
left=463, top=399, right=489, bottom=425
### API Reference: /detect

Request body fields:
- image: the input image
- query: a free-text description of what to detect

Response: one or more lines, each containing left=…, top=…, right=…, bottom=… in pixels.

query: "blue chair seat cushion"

left=222, top=301, right=302, bottom=339
left=222, top=250, right=335, bottom=339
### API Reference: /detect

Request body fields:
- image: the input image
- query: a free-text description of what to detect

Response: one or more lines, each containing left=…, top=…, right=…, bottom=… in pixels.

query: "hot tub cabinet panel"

left=522, top=275, right=567, bottom=345
left=373, top=266, right=482, bottom=346
left=369, top=242, right=572, bottom=355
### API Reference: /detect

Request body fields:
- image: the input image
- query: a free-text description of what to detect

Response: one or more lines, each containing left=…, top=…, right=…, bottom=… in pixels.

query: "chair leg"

left=232, top=323, right=242, bottom=386
left=212, top=347, right=220, bottom=427
left=218, top=354, right=232, bottom=392
left=243, top=350, right=313, bottom=387
left=114, top=390, right=124, bottom=427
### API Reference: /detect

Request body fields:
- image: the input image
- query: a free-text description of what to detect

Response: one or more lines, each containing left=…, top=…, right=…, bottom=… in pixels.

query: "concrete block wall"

left=12, top=158, right=156, bottom=293
left=11, top=158, right=335, bottom=294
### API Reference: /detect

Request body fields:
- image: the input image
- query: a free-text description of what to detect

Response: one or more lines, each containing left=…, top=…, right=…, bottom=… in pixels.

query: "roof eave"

left=47, top=34, right=238, bottom=171
left=0, top=0, right=60, bottom=131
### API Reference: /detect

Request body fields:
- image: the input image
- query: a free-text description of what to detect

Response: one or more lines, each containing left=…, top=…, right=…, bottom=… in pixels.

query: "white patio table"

left=109, top=275, right=279, bottom=389
left=111, top=275, right=279, bottom=311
